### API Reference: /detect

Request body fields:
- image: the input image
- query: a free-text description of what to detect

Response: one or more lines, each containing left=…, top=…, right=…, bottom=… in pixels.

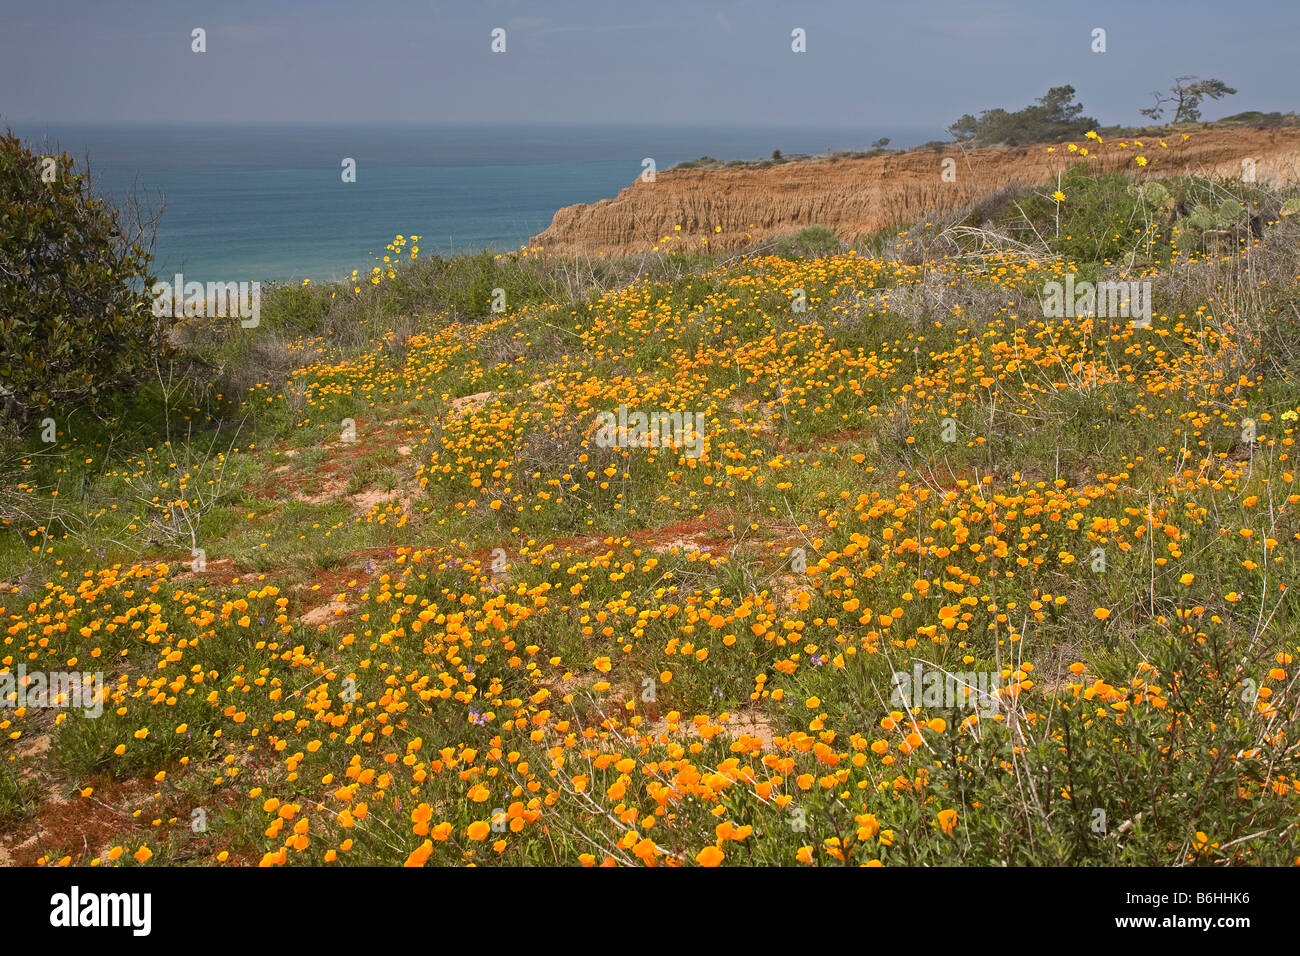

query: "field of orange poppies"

left=3, top=140, right=1300, bottom=867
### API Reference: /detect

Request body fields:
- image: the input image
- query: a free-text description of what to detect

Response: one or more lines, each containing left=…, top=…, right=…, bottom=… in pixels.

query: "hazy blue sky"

left=2, top=0, right=1291, bottom=129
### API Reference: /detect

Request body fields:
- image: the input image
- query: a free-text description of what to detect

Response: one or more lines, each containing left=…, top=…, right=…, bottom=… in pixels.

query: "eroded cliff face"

left=532, top=128, right=1300, bottom=256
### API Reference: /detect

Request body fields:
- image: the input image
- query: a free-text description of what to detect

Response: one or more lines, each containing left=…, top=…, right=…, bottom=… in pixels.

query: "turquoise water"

left=10, top=123, right=938, bottom=283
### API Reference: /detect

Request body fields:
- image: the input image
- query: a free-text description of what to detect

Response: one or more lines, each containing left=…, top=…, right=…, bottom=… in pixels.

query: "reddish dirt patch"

left=781, top=426, right=877, bottom=453
left=2, top=771, right=159, bottom=867
left=450, top=391, right=492, bottom=416
left=298, top=475, right=348, bottom=505
left=170, top=556, right=237, bottom=583
left=351, top=488, right=410, bottom=512
left=292, top=547, right=400, bottom=626
left=628, top=513, right=737, bottom=555
left=300, top=599, right=353, bottom=628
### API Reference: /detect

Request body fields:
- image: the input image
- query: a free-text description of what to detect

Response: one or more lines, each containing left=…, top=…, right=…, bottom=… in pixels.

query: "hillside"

left=3, top=143, right=1300, bottom=869
left=533, top=127, right=1300, bottom=255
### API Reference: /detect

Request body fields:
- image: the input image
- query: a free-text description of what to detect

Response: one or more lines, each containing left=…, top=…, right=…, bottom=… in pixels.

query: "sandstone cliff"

left=532, top=128, right=1300, bottom=256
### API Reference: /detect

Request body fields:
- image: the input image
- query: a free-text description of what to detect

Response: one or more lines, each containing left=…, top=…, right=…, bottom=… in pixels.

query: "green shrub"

left=1005, top=166, right=1146, bottom=263
left=0, top=132, right=163, bottom=422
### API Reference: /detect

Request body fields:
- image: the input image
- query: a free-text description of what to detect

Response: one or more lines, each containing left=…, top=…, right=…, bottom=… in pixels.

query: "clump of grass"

left=773, top=226, right=845, bottom=258
left=0, top=763, right=39, bottom=825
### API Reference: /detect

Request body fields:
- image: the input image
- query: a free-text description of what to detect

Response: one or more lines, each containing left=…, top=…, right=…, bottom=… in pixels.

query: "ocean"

left=8, top=123, right=940, bottom=283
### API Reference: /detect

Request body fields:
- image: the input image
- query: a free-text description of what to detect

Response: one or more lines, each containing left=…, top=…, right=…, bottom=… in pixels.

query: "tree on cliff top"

left=1139, top=76, right=1237, bottom=124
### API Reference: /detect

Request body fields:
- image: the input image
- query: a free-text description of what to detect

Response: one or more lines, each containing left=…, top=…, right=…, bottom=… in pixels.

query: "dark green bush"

left=0, top=132, right=164, bottom=422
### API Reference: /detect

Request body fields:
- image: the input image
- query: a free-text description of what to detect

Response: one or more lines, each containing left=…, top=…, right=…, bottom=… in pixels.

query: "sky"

left=1, top=0, right=1293, bottom=130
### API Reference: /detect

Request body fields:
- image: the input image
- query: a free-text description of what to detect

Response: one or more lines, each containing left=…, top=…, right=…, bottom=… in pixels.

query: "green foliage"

left=1007, top=166, right=1147, bottom=262
left=1184, top=200, right=1246, bottom=234
left=949, top=86, right=1099, bottom=146
left=836, top=621, right=1300, bottom=864
left=441, top=249, right=508, bottom=318
left=261, top=283, right=331, bottom=338
left=774, top=226, right=844, bottom=258
left=1127, top=180, right=1171, bottom=213
left=0, top=762, right=39, bottom=824
left=673, top=156, right=721, bottom=170
left=0, top=132, right=163, bottom=422
left=973, top=165, right=1295, bottom=266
